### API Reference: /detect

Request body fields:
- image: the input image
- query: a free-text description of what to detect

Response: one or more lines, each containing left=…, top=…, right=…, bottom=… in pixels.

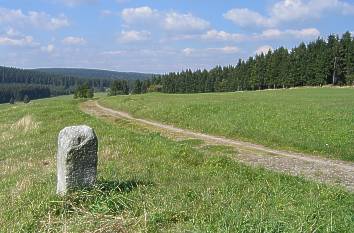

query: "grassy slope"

left=99, top=88, right=354, bottom=161
left=0, top=96, right=353, bottom=232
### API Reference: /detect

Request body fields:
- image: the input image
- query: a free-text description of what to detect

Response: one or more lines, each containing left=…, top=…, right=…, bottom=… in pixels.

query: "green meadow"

left=0, top=93, right=354, bottom=232
left=100, top=87, right=354, bottom=161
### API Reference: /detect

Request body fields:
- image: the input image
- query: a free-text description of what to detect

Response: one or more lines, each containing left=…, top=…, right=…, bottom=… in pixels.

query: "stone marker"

left=57, top=125, right=98, bottom=195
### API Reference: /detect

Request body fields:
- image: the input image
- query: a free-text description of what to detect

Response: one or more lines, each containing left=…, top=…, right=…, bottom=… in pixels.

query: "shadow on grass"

left=50, top=179, right=153, bottom=217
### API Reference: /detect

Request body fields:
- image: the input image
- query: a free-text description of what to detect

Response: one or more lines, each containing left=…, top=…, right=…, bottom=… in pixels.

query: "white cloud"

left=62, top=36, right=86, bottom=45
left=260, top=29, right=283, bottom=39
left=121, top=6, right=159, bottom=24
left=177, top=27, right=319, bottom=42
left=119, top=30, right=151, bottom=42
left=41, top=44, right=55, bottom=53
left=182, top=48, right=195, bottom=56
left=5, top=28, right=21, bottom=36
left=289, top=28, right=321, bottom=38
left=29, top=12, right=69, bottom=30
left=121, top=7, right=210, bottom=33
left=255, top=45, right=273, bottom=55
left=0, top=7, right=69, bottom=30
left=0, top=29, right=38, bottom=47
left=270, top=0, right=313, bottom=22
left=271, top=0, right=354, bottom=21
left=163, top=12, right=210, bottom=32
left=0, top=8, right=23, bottom=23
left=224, top=0, right=354, bottom=27
left=0, top=35, right=35, bottom=46
left=223, top=8, right=274, bottom=27
left=258, top=28, right=320, bottom=39
left=201, top=29, right=246, bottom=41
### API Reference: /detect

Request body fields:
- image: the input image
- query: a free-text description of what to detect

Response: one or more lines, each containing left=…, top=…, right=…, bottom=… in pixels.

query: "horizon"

left=0, top=0, right=353, bottom=73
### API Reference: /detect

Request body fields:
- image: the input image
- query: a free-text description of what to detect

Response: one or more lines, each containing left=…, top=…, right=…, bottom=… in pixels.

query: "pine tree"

left=341, top=31, right=354, bottom=84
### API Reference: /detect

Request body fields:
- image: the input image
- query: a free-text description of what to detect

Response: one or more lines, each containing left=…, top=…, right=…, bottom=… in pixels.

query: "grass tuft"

left=11, top=115, right=39, bottom=133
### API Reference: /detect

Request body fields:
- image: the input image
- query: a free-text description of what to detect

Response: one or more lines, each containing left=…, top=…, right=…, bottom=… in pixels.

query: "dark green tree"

left=74, top=83, right=94, bottom=98
left=9, top=97, right=15, bottom=104
left=109, top=80, right=129, bottom=96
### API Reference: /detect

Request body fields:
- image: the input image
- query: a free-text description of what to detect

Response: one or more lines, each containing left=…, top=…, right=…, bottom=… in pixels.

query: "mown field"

left=99, top=87, right=354, bottom=161
left=0, top=95, right=354, bottom=232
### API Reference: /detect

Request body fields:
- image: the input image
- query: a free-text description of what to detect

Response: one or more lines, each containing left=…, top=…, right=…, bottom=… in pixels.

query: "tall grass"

left=0, top=96, right=353, bottom=232
left=100, top=88, right=354, bottom=161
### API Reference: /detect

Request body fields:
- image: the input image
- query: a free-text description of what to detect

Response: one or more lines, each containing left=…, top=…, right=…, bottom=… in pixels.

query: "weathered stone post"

left=57, top=125, right=98, bottom=196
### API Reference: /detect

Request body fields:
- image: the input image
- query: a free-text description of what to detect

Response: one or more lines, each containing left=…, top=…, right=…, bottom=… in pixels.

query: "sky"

left=0, top=0, right=353, bottom=73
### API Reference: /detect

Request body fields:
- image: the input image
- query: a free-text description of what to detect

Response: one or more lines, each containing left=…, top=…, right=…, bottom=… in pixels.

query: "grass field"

left=99, top=88, right=354, bottom=161
left=0, top=94, right=354, bottom=232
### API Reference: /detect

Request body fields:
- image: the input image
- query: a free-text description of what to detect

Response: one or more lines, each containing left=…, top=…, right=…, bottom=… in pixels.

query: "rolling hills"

left=0, top=66, right=153, bottom=103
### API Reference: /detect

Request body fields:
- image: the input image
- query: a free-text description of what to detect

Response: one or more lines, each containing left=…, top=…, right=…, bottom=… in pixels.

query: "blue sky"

left=0, top=0, right=353, bottom=73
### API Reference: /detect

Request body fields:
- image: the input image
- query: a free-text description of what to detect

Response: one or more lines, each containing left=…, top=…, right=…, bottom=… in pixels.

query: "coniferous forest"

left=143, top=32, right=354, bottom=94
left=0, top=67, right=143, bottom=103
left=0, top=84, right=51, bottom=103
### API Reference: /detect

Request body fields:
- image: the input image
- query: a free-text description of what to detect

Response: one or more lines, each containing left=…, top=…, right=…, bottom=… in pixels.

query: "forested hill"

left=34, top=68, right=152, bottom=80
left=0, top=66, right=109, bottom=103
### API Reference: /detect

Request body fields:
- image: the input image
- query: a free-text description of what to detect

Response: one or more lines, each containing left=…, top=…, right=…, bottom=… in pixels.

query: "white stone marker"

left=57, top=125, right=98, bottom=195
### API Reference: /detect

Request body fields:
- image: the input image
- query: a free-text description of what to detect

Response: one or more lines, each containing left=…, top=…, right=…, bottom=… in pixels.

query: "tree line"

left=0, top=66, right=112, bottom=89
left=108, top=79, right=154, bottom=95
left=0, top=84, right=51, bottom=104
left=135, top=32, right=353, bottom=94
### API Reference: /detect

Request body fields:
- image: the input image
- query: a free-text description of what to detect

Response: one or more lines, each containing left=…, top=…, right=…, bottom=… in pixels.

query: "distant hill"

left=34, top=68, right=153, bottom=80
left=1, top=66, right=145, bottom=103
left=0, top=66, right=155, bottom=103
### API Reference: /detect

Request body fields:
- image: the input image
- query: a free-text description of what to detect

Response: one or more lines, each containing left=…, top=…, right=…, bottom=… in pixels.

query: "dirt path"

left=81, top=100, right=354, bottom=192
